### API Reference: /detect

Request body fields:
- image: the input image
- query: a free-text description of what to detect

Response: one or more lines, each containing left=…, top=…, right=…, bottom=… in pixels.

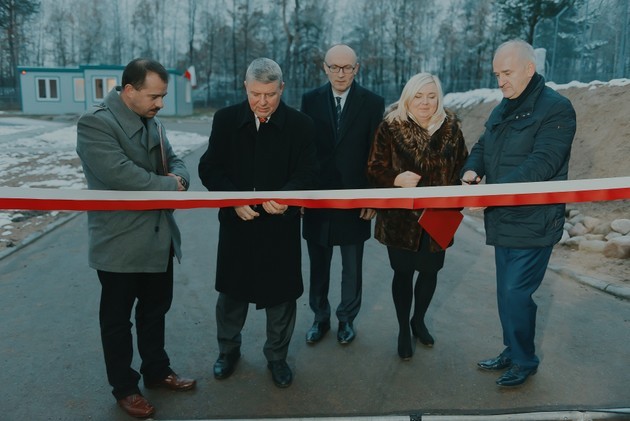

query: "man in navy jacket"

left=301, top=44, right=384, bottom=345
left=461, top=40, right=576, bottom=387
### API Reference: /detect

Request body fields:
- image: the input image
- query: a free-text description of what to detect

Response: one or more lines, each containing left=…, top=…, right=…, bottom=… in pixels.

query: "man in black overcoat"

left=198, top=58, right=318, bottom=388
left=301, top=44, right=385, bottom=345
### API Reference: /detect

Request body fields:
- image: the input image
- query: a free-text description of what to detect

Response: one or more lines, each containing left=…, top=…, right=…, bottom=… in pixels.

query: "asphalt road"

left=0, top=121, right=629, bottom=420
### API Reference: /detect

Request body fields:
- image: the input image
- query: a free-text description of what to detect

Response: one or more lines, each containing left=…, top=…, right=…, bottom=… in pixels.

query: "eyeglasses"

left=325, top=63, right=357, bottom=74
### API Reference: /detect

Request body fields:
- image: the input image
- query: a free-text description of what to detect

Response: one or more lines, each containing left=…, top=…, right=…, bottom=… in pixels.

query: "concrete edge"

left=548, top=266, right=630, bottom=301
left=0, top=212, right=81, bottom=261
left=167, top=407, right=630, bottom=420
left=461, top=215, right=630, bottom=301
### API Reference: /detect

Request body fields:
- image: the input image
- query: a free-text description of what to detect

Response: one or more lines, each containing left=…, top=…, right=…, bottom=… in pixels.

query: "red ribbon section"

left=0, top=177, right=628, bottom=212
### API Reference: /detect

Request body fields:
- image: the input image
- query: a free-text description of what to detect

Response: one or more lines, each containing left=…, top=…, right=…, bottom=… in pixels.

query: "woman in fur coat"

left=367, top=73, right=468, bottom=360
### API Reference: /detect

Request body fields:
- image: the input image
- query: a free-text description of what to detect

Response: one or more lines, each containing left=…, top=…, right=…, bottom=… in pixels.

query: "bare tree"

left=45, top=2, right=76, bottom=67
left=282, top=0, right=297, bottom=87
left=131, top=0, right=160, bottom=59
left=77, top=1, right=107, bottom=65
left=614, top=0, right=629, bottom=78
left=0, top=0, right=39, bottom=86
left=496, top=0, right=576, bottom=44
left=110, top=1, right=123, bottom=65
left=2, top=0, right=629, bottom=109
left=188, top=0, right=196, bottom=64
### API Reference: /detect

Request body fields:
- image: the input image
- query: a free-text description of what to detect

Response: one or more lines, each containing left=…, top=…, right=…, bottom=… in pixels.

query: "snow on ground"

left=444, top=78, right=630, bottom=109
left=1, top=124, right=207, bottom=189
left=0, top=122, right=208, bottom=237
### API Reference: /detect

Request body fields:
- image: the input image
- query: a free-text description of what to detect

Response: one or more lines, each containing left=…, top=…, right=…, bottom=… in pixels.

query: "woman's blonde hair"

left=385, top=72, right=446, bottom=135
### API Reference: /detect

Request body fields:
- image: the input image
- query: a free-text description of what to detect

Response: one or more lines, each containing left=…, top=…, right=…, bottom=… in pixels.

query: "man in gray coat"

left=77, top=58, right=195, bottom=418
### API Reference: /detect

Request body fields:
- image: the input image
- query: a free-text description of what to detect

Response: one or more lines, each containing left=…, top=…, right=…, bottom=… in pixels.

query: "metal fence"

left=0, top=87, right=20, bottom=110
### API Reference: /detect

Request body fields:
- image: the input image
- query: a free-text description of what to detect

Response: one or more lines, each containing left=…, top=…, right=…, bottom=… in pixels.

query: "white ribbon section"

left=0, top=176, right=628, bottom=211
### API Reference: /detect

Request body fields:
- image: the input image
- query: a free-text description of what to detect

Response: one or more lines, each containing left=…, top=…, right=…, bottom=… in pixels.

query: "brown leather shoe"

left=145, top=372, right=196, bottom=391
left=117, top=394, right=155, bottom=418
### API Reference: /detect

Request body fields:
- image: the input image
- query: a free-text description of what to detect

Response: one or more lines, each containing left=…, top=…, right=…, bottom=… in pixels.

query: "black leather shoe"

left=411, top=321, right=434, bottom=347
left=267, top=359, right=293, bottom=388
left=213, top=351, right=241, bottom=380
left=337, top=322, right=355, bottom=344
left=496, top=364, right=537, bottom=387
left=305, top=321, right=330, bottom=344
left=477, top=354, right=512, bottom=371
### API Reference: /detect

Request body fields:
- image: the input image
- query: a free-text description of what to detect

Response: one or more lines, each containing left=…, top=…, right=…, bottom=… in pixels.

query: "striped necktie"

left=335, top=96, right=342, bottom=130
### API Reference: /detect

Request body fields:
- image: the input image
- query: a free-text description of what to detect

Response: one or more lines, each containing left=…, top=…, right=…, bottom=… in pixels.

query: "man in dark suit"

left=301, top=44, right=385, bottom=345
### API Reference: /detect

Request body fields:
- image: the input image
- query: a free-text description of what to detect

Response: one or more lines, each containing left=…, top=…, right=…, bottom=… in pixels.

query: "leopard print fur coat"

left=367, top=109, right=468, bottom=252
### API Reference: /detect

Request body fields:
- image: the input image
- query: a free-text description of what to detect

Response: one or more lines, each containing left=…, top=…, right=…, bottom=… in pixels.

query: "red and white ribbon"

left=0, top=177, right=628, bottom=212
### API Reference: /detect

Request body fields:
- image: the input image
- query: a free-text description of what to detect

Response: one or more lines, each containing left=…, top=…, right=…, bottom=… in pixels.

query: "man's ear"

left=526, top=61, right=536, bottom=77
left=122, top=84, right=135, bottom=95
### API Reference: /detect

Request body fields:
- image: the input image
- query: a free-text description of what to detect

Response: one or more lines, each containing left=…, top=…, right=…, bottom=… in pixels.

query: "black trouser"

left=307, top=241, right=364, bottom=323
left=216, top=292, right=296, bottom=362
left=97, top=259, right=173, bottom=400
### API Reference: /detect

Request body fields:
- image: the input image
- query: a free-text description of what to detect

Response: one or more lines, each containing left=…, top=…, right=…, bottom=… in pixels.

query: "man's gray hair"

left=495, top=39, right=536, bottom=64
left=245, top=58, right=283, bottom=84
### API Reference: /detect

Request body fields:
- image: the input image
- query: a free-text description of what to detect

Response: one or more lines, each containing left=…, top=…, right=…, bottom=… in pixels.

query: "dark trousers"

left=306, top=241, right=364, bottom=323
left=97, top=259, right=173, bottom=400
left=494, top=245, right=553, bottom=369
left=216, top=292, right=296, bottom=361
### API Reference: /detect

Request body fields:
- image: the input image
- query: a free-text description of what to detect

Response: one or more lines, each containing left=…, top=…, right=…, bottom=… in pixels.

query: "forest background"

left=1, top=0, right=629, bottom=108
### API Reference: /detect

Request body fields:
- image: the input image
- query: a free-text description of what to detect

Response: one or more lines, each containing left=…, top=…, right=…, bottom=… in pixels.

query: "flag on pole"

left=184, top=65, right=197, bottom=88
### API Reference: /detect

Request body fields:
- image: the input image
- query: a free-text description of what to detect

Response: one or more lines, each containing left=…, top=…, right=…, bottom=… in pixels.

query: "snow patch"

left=444, top=78, right=629, bottom=109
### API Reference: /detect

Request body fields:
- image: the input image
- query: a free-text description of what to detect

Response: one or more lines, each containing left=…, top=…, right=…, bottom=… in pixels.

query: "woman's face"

left=409, top=82, right=439, bottom=126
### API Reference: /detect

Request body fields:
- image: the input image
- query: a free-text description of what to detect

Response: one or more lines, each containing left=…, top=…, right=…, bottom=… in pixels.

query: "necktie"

left=258, top=117, right=268, bottom=123
left=335, top=96, right=342, bottom=130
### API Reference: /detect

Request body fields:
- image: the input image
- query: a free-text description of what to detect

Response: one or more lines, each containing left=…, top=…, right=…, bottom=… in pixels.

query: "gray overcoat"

left=76, top=88, right=189, bottom=273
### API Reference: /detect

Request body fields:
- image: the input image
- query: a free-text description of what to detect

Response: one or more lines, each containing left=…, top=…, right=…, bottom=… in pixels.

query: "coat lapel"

left=104, top=89, right=162, bottom=175
left=320, top=86, right=337, bottom=142
left=337, top=83, right=361, bottom=142
left=147, top=119, right=166, bottom=174
left=105, top=89, right=143, bottom=140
